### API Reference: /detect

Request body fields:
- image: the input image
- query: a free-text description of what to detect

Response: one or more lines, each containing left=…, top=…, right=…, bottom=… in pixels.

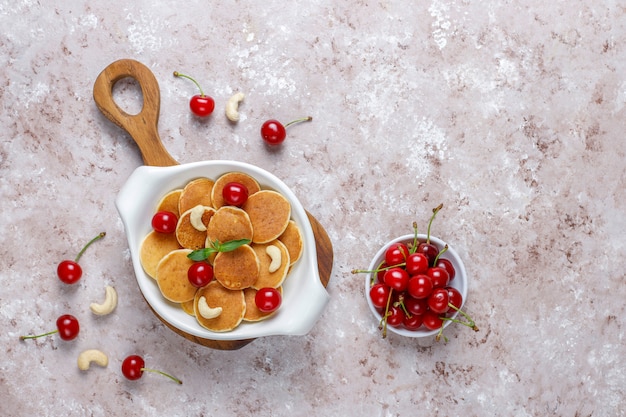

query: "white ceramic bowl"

left=364, top=234, right=468, bottom=338
left=116, top=160, right=330, bottom=341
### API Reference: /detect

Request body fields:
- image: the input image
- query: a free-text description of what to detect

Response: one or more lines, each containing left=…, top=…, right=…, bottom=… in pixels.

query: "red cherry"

left=261, top=116, right=312, bottom=145
left=386, top=305, right=405, bottom=327
left=187, top=262, right=214, bottom=288
left=255, top=287, right=282, bottom=313
left=428, top=288, right=450, bottom=314
left=20, top=314, right=80, bottom=341
left=369, top=283, right=391, bottom=309
left=427, top=267, right=450, bottom=289
left=404, top=296, right=428, bottom=316
left=446, top=287, right=463, bottom=312
left=407, top=274, right=433, bottom=299
left=222, top=182, right=249, bottom=207
left=152, top=211, right=178, bottom=233
left=416, top=242, right=439, bottom=266
left=405, top=252, right=429, bottom=275
left=422, top=310, right=444, bottom=330
left=383, top=267, right=409, bottom=292
left=435, top=258, right=456, bottom=281
left=384, top=242, right=409, bottom=266
left=121, top=355, right=144, bottom=380
left=403, top=313, right=423, bottom=330
left=57, top=260, right=82, bottom=285
left=57, top=232, right=106, bottom=284
left=174, top=71, right=214, bottom=117
left=189, top=95, right=215, bottom=117
left=122, top=355, right=182, bottom=384
left=56, top=315, right=80, bottom=341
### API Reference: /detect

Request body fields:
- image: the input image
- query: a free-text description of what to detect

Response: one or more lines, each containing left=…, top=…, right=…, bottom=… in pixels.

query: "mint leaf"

left=186, top=239, right=251, bottom=261
left=187, top=248, right=216, bottom=261
left=217, top=239, right=251, bottom=252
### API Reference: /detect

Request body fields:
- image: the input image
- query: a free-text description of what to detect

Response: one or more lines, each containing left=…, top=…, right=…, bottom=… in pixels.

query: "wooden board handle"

left=93, top=59, right=178, bottom=167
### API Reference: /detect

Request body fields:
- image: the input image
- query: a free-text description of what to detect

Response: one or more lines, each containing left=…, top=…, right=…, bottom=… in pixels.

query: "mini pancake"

left=181, top=298, right=196, bottom=316
left=213, top=244, right=260, bottom=290
left=194, top=281, right=245, bottom=332
left=251, top=240, right=290, bottom=289
left=178, top=178, right=214, bottom=214
left=139, top=230, right=182, bottom=279
left=156, top=249, right=197, bottom=303
left=243, top=190, right=291, bottom=244
left=243, top=287, right=283, bottom=322
left=175, top=206, right=216, bottom=250
left=211, top=171, right=261, bottom=209
left=206, top=206, right=253, bottom=244
left=156, top=189, right=182, bottom=217
left=278, top=220, right=304, bottom=265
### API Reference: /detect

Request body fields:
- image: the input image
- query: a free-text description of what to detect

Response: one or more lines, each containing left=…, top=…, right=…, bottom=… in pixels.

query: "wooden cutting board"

left=93, top=58, right=333, bottom=350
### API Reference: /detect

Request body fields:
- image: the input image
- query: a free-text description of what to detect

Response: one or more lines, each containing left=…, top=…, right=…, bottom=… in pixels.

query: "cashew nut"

left=190, top=205, right=208, bottom=232
left=225, top=92, right=245, bottom=122
left=89, top=285, right=118, bottom=315
left=266, top=245, right=282, bottom=273
left=197, top=296, right=222, bottom=319
left=77, top=349, right=109, bottom=371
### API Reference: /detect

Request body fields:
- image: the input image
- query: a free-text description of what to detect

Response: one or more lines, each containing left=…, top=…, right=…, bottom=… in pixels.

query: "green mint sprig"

left=187, top=239, right=251, bottom=261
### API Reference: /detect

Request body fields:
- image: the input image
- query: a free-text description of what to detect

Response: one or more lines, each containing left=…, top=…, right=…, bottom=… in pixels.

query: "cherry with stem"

left=122, top=355, right=182, bottom=384
left=173, top=71, right=215, bottom=117
left=435, top=304, right=479, bottom=342
left=416, top=203, right=443, bottom=265
left=261, top=116, right=312, bottom=145
left=57, top=232, right=106, bottom=284
left=20, top=314, right=80, bottom=341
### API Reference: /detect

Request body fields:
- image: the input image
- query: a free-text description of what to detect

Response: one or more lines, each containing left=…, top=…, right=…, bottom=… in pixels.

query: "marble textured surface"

left=1, top=1, right=625, bottom=416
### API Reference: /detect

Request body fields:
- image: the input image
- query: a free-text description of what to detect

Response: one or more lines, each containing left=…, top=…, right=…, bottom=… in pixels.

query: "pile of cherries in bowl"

left=353, top=204, right=477, bottom=341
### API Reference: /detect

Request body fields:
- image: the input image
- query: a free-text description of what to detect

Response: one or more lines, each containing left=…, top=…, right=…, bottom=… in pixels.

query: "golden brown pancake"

left=211, top=171, right=261, bottom=209
left=242, top=287, right=282, bottom=322
left=156, top=249, right=197, bottom=303
left=243, top=190, right=291, bottom=244
left=139, top=230, right=182, bottom=279
left=251, top=240, right=290, bottom=289
left=175, top=206, right=216, bottom=250
left=156, top=189, right=182, bottom=217
left=278, top=220, right=303, bottom=265
left=194, top=281, right=245, bottom=332
left=178, top=178, right=214, bottom=214
left=206, top=206, right=253, bottom=244
left=213, top=244, right=260, bottom=290
left=181, top=298, right=196, bottom=316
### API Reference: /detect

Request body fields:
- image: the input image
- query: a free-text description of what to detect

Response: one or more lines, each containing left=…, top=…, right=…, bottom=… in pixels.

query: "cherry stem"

left=173, top=71, right=205, bottom=97
left=284, top=116, right=313, bottom=128
left=409, top=221, right=419, bottom=254
left=426, top=203, right=443, bottom=244
left=378, top=288, right=394, bottom=339
left=432, top=244, right=448, bottom=266
left=20, top=329, right=58, bottom=340
left=441, top=303, right=479, bottom=331
left=142, top=367, right=183, bottom=385
left=75, top=232, right=106, bottom=263
left=352, top=263, right=405, bottom=276
left=393, top=294, right=412, bottom=319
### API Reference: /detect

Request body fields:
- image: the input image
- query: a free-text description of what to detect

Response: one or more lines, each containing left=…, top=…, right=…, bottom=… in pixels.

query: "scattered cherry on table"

left=20, top=314, right=80, bottom=341
left=121, top=355, right=182, bottom=384
left=173, top=71, right=215, bottom=117
left=261, top=116, right=312, bottom=145
left=57, top=232, right=106, bottom=284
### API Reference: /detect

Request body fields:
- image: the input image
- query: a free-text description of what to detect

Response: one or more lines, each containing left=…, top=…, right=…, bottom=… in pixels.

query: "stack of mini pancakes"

left=139, top=171, right=304, bottom=332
